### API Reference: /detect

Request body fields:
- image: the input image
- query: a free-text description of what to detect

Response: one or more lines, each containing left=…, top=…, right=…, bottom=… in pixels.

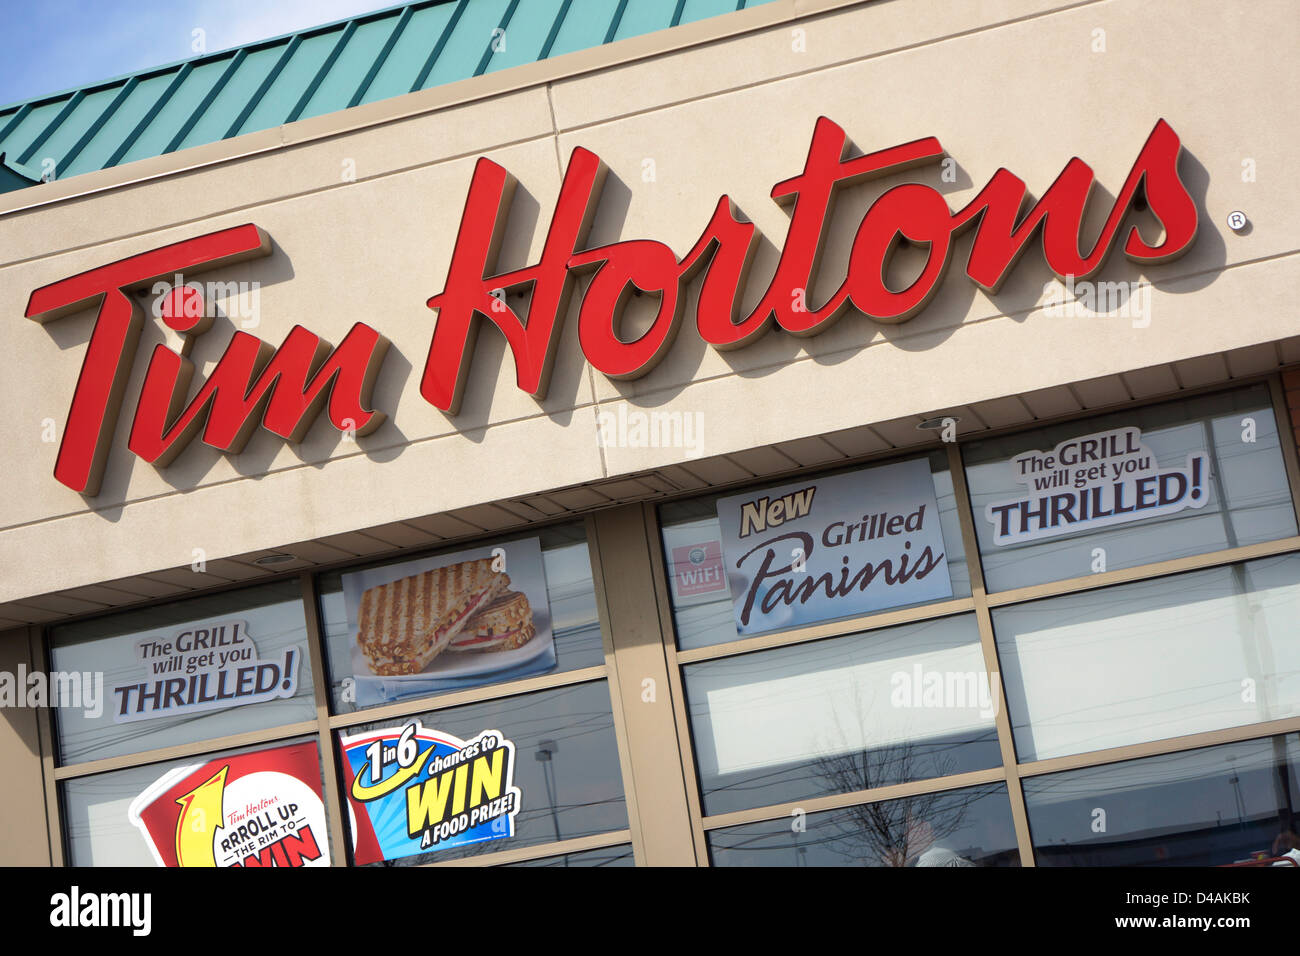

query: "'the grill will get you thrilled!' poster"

left=128, top=741, right=330, bottom=867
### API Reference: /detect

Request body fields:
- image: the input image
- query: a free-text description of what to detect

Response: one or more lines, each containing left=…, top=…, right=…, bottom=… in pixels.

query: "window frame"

left=648, top=373, right=1300, bottom=866
left=32, top=372, right=1300, bottom=867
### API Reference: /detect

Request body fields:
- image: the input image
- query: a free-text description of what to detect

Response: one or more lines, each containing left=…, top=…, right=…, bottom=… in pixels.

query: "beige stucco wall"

left=0, top=0, right=1295, bottom=604
left=0, top=627, right=52, bottom=864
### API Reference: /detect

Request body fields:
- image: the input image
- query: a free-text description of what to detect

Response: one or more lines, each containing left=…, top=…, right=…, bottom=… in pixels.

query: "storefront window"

left=660, top=450, right=970, bottom=651
left=994, top=553, right=1300, bottom=762
left=318, top=523, right=605, bottom=713
left=684, top=614, right=999, bottom=815
left=36, top=379, right=1300, bottom=869
left=62, top=738, right=332, bottom=867
left=1024, top=733, right=1300, bottom=866
left=707, top=782, right=1020, bottom=866
left=338, top=681, right=628, bottom=865
left=49, top=580, right=315, bottom=765
left=963, top=385, right=1296, bottom=592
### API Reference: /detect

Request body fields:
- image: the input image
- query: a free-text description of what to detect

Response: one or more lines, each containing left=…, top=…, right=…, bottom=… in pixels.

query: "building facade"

left=2, top=0, right=1299, bottom=867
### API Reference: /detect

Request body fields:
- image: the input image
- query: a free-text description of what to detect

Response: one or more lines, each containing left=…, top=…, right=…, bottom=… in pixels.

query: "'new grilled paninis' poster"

left=717, top=458, right=952, bottom=635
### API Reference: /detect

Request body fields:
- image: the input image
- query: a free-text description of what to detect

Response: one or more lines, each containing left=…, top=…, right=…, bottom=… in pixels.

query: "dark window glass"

left=708, top=783, right=1020, bottom=867
left=1024, top=733, right=1300, bottom=867
left=684, top=614, right=1000, bottom=815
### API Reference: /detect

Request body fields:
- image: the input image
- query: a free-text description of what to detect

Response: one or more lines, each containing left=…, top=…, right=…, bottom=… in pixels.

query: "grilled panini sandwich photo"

left=356, top=558, right=509, bottom=676
left=448, top=590, right=536, bottom=653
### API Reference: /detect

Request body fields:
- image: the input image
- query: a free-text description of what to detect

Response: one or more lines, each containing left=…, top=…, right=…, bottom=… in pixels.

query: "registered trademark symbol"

left=1226, top=210, right=1248, bottom=232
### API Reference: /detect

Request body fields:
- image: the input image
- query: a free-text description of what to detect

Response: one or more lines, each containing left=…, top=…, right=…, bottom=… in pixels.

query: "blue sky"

left=0, top=0, right=401, bottom=106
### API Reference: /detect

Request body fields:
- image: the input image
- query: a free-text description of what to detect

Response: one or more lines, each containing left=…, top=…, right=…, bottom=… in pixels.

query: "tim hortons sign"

left=26, top=118, right=1197, bottom=495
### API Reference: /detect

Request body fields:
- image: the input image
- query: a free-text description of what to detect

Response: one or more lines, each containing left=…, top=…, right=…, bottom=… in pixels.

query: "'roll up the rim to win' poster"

left=128, top=741, right=330, bottom=867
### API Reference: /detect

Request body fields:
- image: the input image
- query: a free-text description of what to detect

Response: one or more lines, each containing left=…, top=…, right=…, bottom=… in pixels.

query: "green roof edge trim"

left=0, top=0, right=774, bottom=194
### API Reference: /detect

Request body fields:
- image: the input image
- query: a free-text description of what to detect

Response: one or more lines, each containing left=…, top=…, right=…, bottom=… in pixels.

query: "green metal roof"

left=0, top=0, right=775, bottom=192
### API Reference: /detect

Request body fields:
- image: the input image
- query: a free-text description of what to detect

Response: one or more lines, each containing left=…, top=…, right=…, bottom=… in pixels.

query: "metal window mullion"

left=31, top=626, right=64, bottom=866
left=946, top=440, right=1036, bottom=867
left=581, top=513, right=648, bottom=866
left=674, top=596, right=977, bottom=665
left=641, top=502, right=711, bottom=865
left=325, top=664, right=608, bottom=732
left=701, top=766, right=1010, bottom=832
left=299, top=571, right=350, bottom=866
left=1015, top=713, right=1300, bottom=780
left=424, top=827, right=633, bottom=867
left=1266, top=372, right=1300, bottom=525
left=983, top=535, right=1300, bottom=608
left=51, top=719, right=321, bottom=781
left=587, top=504, right=697, bottom=866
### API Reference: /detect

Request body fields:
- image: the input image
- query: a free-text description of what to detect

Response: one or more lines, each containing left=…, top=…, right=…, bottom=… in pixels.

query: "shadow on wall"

left=0, top=628, right=49, bottom=865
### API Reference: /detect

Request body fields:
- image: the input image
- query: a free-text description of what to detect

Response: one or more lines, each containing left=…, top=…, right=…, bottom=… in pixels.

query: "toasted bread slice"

left=449, top=590, right=536, bottom=653
left=357, top=559, right=509, bottom=675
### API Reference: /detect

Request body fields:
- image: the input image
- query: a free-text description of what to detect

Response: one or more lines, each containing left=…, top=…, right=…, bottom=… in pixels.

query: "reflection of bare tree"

left=807, top=685, right=984, bottom=866
left=810, top=744, right=982, bottom=866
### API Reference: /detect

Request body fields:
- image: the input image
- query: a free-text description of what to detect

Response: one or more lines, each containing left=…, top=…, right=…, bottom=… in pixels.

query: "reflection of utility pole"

left=1227, top=757, right=1247, bottom=830
left=535, top=739, right=564, bottom=864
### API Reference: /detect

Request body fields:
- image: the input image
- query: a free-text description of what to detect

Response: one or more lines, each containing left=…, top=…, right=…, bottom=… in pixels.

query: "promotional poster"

left=716, top=458, right=953, bottom=635
left=127, top=741, right=329, bottom=868
left=984, top=426, right=1212, bottom=546
left=339, top=720, right=521, bottom=864
left=111, top=619, right=301, bottom=723
left=342, top=538, right=554, bottom=705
